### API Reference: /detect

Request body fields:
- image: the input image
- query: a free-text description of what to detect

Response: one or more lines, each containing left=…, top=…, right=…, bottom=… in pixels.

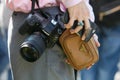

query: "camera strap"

left=31, top=0, right=40, bottom=13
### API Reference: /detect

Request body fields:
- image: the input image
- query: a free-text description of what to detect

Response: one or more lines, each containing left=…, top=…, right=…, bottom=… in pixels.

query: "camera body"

left=19, top=11, right=65, bottom=62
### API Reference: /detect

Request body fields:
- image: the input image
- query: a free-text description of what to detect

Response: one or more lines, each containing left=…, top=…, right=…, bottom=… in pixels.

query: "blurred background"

left=80, top=0, right=120, bottom=80
left=0, top=0, right=120, bottom=80
left=0, top=0, right=12, bottom=80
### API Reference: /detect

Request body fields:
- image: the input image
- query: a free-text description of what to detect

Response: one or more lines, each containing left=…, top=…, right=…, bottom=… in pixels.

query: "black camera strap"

left=31, top=0, right=40, bottom=13
left=30, top=0, right=48, bottom=18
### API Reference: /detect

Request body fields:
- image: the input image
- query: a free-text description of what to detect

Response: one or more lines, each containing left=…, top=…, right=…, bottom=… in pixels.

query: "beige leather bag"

left=59, top=29, right=99, bottom=70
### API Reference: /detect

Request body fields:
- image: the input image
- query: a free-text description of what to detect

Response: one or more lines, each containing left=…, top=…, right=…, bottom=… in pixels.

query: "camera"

left=19, top=11, right=65, bottom=62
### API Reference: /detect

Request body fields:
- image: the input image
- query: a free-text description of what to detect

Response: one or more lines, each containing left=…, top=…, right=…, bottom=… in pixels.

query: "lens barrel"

left=20, top=44, right=40, bottom=62
left=20, top=33, right=46, bottom=62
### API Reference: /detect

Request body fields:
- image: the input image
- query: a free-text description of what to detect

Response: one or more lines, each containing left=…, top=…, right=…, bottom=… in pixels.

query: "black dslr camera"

left=19, top=11, right=66, bottom=62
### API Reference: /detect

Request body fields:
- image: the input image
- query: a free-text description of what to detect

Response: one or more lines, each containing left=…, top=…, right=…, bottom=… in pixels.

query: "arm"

left=61, top=0, right=100, bottom=47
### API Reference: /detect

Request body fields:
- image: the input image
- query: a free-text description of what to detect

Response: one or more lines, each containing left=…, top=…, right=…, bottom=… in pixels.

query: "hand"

left=65, top=1, right=91, bottom=40
left=86, top=34, right=100, bottom=70
left=93, top=34, right=100, bottom=47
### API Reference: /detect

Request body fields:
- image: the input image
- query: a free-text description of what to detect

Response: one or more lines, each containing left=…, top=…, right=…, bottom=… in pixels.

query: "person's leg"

left=80, top=62, right=98, bottom=80
left=0, top=31, right=9, bottom=74
left=8, top=12, right=75, bottom=80
left=80, top=22, right=120, bottom=80
left=97, top=23, right=120, bottom=80
left=0, top=30, right=12, bottom=80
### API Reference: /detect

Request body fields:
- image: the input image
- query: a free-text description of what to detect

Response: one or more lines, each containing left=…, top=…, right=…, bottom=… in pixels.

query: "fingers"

left=84, top=19, right=91, bottom=29
left=66, top=17, right=84, bottom=34
left=74, top=25, right=83, bottom=33
left=65, top=59, right=70, bottom=64
left=70, top=22, right=83, bottom=34
left=86, top=63, right=94, bottom=70
left=93, top=34, right=101, bottom=47
left=65, top=18, right=75, bottom=29
left=81, top=19, right=91, bottom=40
left=69, top=19, right=91, bottom=41
left=86, top=65, right=92, bottom=70
left=65, top=0, right=91, bottom=39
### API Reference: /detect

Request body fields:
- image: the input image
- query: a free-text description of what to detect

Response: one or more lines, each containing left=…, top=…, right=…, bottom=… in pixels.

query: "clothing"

left=6, top=0, right=95, bottom=22
left=7, top=0, right=95, bottom=80
left=8, top=11, right=76, bottom=80
left=90, top=0, right=120, bottom=26
left=0, top=30, right=12, bottom=80
left=0, top=31, right=9, bottom=74
left=81, top=21, right=120, bottom=80
left=80, top=0, right=120, bottom=80
left=6, top=0, right=81, bottom=12
left=0, top=0, right=12, bottom=80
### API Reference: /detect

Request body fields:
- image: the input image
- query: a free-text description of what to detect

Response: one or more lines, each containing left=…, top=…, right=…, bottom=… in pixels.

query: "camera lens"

left=20, top=44, right=39, bottom=62
left=20, top=33, right=46, bottom=62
